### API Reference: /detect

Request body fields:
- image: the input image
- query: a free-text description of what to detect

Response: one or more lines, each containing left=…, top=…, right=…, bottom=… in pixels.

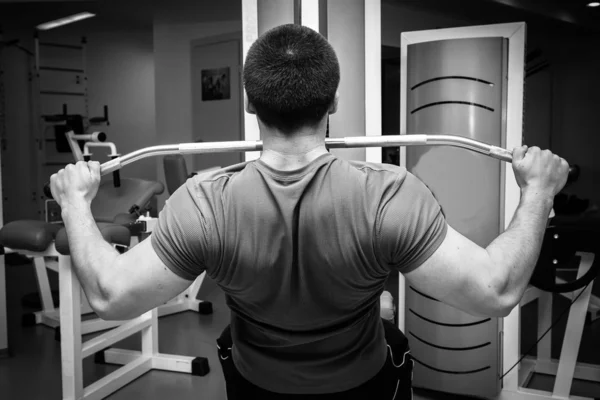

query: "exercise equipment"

left=43, top=104, right=117, bottom=222
left=162, top=154, right=221, bottom=194
left=22, top=178, right=164, bottom=331
left=395, top=23, right=599, bottom=400
left=0, top=32, right=13, bottom=359
left=82, top=141, right=122, bottom=188
left=0, top=216, right=210, bottom=400
left=60, top=107, right=120, bottom=189
left=501, top=226, right=600, bottom=400
left=43, top=134, right=512, bottom=198
left=20, top=175, right=218, bottom=337
left=43, top=134, right=577, bottom=199
left=529, top=224, right=600, bottom=294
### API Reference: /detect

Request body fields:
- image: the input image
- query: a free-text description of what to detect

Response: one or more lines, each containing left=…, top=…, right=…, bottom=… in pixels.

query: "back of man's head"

left=243, top=24, right=340, bottom=134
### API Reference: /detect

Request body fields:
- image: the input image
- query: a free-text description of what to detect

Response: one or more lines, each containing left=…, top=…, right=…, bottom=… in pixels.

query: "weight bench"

left=25, top=178, right=212, bottom=336
left=0, top=220, right=209, bottom=400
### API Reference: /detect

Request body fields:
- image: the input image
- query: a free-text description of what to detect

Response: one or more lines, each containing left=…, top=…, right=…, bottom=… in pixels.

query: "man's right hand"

left=512, top=146, right=570, bottom=198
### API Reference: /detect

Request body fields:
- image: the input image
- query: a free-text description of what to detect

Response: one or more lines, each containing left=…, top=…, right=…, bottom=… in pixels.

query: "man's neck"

left=259, top=126, right=329, bottom=171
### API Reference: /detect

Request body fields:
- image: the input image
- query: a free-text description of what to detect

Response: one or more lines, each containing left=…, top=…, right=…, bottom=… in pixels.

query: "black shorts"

left=216, top=319, right=413, bottom=399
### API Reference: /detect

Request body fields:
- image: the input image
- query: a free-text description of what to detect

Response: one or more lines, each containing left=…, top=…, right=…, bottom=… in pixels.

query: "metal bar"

left=537, top=291, right=553, bottom=362
left=39, top=66, right=85, bottom=73
left=104, top=348, right=198, bottom=373
left=33, top=257, right=55, bottom=312
left=82, top=313, right=151, bottom=358
left=83, top=356, right=151, bottom=400
left=40, top=90, right=85, bottom=96
left=99, top=134, right=513, bottom=175
left=84, top=142, right=118, bottom=157
left=553, top=252, right=595, bottom=397
left=66, top=130, right=84, bottom=162
left=0, top=254, right=7, bottom=355
left=59, top=255, right=83, bottom=398
left=81, top=318, right=124, bottom=336
left=39, top=42, right=83, bottom=50
left=34, top=35, right=40, bottom=73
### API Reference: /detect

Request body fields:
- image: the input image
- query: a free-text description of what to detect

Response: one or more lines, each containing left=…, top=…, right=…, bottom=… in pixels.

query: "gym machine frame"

left=398, top=22, right=600, bottom=400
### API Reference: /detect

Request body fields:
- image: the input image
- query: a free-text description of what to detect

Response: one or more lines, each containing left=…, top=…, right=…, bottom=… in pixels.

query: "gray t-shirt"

left=151, top=153, right=447, bottom=394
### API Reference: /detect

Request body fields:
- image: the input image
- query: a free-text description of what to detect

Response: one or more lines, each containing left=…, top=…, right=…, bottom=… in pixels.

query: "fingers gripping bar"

left=43, top=134, right=515, bottom=199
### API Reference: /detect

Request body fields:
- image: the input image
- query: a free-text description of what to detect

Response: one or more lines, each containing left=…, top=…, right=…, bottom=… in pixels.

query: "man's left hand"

left=50, top=161, right=101, bottom=209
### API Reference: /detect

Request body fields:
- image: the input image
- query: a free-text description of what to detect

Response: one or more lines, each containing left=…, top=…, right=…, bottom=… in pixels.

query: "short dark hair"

left=243, top=24, right=340, bottom=134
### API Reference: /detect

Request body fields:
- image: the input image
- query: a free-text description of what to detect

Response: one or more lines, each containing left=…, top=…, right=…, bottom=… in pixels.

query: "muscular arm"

left=62, top=202, right=192, bottom=320
left=53, top=161, right=213, bottom=321
left=405, top=189, right=553, bottom=317
left=394, top=146, right=568, bottom=318
left=485, top=190, right=553, bottom=307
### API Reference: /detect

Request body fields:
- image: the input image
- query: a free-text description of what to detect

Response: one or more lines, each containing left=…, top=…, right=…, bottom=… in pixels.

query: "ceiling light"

left=587, top=2, right=600, bottom=7
left=36, top=12, right=96, bottom=31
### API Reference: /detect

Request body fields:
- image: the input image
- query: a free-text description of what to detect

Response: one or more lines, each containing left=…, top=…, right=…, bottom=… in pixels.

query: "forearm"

left=61, top=203, right=120, bottom=306
left=486, top=189, right=554, bottom=304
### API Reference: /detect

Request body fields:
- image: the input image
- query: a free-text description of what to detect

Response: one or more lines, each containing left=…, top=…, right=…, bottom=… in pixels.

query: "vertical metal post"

left=59, top=254, right=83, bottom=399
left=32, top=31, right=44, bottom=217
left=81, top=37, right=89, bottom=122
left=0, top=43, right=8, bottom=357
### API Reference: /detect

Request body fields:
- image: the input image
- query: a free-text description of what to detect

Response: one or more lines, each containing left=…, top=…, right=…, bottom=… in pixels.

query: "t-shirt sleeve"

left=376, top=172, right=448, bottom=274
left=151, top=183, right=212, bottom=281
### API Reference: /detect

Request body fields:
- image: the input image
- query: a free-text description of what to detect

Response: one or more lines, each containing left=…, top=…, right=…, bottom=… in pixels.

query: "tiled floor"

left=1, top=257, right=600, bottom=399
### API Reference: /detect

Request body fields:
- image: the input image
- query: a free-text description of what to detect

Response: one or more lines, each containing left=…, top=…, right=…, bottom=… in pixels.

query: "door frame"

left=189, top=32, right=244, bottom=148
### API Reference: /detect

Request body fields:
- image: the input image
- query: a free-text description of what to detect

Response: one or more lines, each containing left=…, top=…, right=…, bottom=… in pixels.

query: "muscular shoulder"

left=345, top=159, right=407, bottom=176
left=184, top=161, right=254, bottom=197
left=340, top=159, right=413, bottom=196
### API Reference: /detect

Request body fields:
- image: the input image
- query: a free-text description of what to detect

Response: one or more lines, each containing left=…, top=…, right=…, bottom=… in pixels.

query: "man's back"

left=152, top=153, right=447, bottom=394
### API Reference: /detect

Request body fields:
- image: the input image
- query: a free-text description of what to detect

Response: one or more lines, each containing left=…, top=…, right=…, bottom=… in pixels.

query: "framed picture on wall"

left=201, top=67, right=231, bottom=101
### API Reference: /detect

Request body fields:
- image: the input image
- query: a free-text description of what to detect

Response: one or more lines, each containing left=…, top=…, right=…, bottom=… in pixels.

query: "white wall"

left=327, top=0, right=367, bottom=162
left=153, top=20, right=242, bottom=207
left=84, top=28, right=155, bottom=182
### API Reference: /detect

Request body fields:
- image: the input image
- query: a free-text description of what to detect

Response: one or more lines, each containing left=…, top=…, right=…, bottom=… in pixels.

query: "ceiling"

left=486, top=0, right=600, bottom=30
left=1, top=0, right=599, bottom=34
left=0, top=1, right=152, bottom=30
left=386, top=0, right=600, bottom=33
left=0, top=0, right=246, bottom=30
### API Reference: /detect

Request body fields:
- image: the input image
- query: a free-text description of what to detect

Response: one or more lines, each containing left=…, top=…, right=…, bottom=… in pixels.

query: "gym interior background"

left=0, top=0, right=599, bottom=399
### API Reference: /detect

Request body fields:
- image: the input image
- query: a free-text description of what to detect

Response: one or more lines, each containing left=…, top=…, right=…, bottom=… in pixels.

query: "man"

left=51, top=24, right=569, bottom=398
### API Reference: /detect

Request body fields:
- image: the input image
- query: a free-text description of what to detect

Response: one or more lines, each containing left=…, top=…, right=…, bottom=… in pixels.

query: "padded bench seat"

left=0, top=221, right=62, bottom=253
left=0, top=220, right=131, bottom=255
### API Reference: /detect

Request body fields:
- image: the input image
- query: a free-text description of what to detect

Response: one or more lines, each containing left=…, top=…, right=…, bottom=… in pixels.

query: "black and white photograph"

left=0, top=1, right=598, bottom=399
